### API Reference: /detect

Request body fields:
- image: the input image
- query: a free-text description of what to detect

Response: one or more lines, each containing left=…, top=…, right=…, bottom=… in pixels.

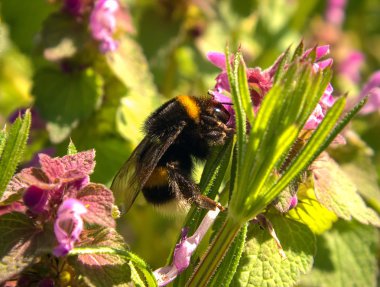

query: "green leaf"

left=273, top=48, right=290, bottom=83
left=32, top=67, right=102, bottom=125
left=116, top=95, right=157, bottom=146
left=130, top=261, right=147, bottom=287
left=224, top=48, right=247, bottom=197
left=0, top=110, right=31, bottom=198
left=190, top=49, right=331, bottom=286
left=108, top=36, right=160, bottom=146
left=71, top=247, right=157, bottom=287
left=70, top=227, right=157, bottom=287
left=0, top=128, right=7, bottom=159
left=291, top=41, right=304, bottom=61
left=237, top=56, right=255, bottom=124
left=299, top=220, right=379, bottom=287
left=127, top=251, right=157, bottom=287
left=229, top=58, right=329, bottom=220
left=287, top=180, right=338, bottom=234
left=312, top=153, right=380, bottom=226
left=74, top=250, right=132, bottom=287
left=341, top=156, right=380, bottom=212
left=81, top=137, right=132, bottom=184
left=208, top=223, right=247, bottom=287
left=106, top=36, right=158, bottom=100
left=0, top=212, right=37, bottom=282
left=330, top=131, right=380, bottom=213
left=0, top=0, right=55, bottom=54
left=263, top=97, right=346, bottom=211
left=232, top=215, right=315, bottom=287
left=39, top=13, right=89, bottom=61
left=67, top=139, right=77, bottom=155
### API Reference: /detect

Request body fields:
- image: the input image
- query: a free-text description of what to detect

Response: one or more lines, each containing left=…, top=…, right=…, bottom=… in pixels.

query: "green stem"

left=186, top=216, right=242, bottom=287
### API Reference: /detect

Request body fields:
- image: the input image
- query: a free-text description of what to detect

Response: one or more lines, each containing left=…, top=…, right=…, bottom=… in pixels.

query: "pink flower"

left=89, top=0, right=120, bottom=53
left=63, top=0, right=85, bottom=16
left=154, top=208, right=220, bottom=286
left=207, top=45, right=335, bottom=130
left=23, top=186, right=49, bottom=214
left=288, top=195, right=298, bottom=210
left=338, top=51, right=365, bottom=84
left=359, top=71, right=380, bottom=114
left=325, top=0, right=347, bottom=27
left=53, top=198, right=87, bottom=256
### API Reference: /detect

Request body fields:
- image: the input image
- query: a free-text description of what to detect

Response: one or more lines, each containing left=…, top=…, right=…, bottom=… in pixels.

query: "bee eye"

left=214, top=105, right=230, bottom=124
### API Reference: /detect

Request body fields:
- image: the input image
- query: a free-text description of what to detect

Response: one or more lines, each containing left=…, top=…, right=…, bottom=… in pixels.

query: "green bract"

left=184, top=45, right=367, bottom=286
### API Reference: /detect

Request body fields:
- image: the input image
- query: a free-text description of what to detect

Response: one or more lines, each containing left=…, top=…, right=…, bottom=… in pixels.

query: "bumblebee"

left=111, top=95, right=232, bottom=214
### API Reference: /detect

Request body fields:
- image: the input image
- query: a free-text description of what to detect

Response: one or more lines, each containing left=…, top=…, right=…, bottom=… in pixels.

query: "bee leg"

left=201, top=130, right=229, bottom=145
left=200, top=115, right=234, bottom=144
left=197, top=194, right=225, bottom=211
left=166, top=163, right=225, bottom=211
left=201, top=115, right=232, bottom=132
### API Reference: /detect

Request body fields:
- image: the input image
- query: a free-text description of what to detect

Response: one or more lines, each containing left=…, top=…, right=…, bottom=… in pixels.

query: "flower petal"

left=206, top=51, right=227, bottom=70
left=325, top=0, right=347, bottom=26
left=359, top=71, right=380, bottom=100
left=23, top=186, right=49, bottom=214
left=321, top=83, right=335, bottom=108
left=304, top=45, right=330, bottom=60
left=315, top=58, right=333, bottom=70
left=53, top=198, right=87, bottom=257
left=154, top=208, right=220, bottom=286
left=338, top=51, right=365, bottom=83
left=90, top=0, right=120, bottom=53
left=304, top=104, right=324, bottom=130
left=360, top=87, right=380, bottom=114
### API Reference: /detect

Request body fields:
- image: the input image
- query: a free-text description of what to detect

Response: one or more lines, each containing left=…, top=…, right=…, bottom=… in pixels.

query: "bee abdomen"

left=143, top=167, right=175, bottom=204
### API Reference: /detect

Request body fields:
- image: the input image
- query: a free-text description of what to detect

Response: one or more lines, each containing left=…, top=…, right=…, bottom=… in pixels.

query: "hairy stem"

left=187, top=216, right=242, bottom=287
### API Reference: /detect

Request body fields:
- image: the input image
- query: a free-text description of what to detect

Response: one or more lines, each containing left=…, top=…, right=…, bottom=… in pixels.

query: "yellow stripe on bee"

left=177, top=95, right=200, bottom=122
left=144, top=167, right=169, bottom=188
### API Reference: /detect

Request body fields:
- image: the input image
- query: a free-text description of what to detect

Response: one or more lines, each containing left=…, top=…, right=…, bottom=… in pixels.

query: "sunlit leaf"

left=0, top=212, right=37, bottom=282
left=232, top=215, right=315, bottom=287
left=299, top=220, right=378, bottom=287
left=312, top=153, right=380, bottom=226
left=0, top=110, right=31, bottom=198
left=32, top=67, right=102, bottom=125
left=287, top=181, right=338, bottom=234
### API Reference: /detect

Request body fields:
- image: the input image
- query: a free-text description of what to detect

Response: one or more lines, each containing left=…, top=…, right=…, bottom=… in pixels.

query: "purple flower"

left=23, top=186, right=49, bottom=214
left=288, top=195, right=298, bottom=210
left=358, top=71, right=380, bottom=114
left=1, top=149, right=117, bottom=284
left=89, top=0, right=120, bottom=53
left=154, top=208, right=220, bottom=286
left=207, top=51, right=272, bottom=109
left=63, top=0, right=85, bottom=16
left=207, top=45, right=335, bottom=130
left=338, top=51, right=365, bottom=84
left=2, top=150, right=95, bottom=215
left=53, top=198, right=87, bottom=256
left=325, top=0, right=347, bottom=27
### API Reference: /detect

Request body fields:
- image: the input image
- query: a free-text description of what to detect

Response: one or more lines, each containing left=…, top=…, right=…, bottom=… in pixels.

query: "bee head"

left=202, top=100, right=231, bottom=124
left=212, top=102, right=230, bottom=124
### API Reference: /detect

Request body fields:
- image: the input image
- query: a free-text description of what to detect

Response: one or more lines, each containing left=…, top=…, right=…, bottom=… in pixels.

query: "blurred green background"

left=0, top=0, right=379, bottom=269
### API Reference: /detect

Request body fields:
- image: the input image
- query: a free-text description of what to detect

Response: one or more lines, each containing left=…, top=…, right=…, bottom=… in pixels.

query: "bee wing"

left=111, top=121, right=186, bottom=214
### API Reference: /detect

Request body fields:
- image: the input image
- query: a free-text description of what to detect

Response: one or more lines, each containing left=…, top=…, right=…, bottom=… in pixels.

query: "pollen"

left=177, top=95, right=200, bottom=122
